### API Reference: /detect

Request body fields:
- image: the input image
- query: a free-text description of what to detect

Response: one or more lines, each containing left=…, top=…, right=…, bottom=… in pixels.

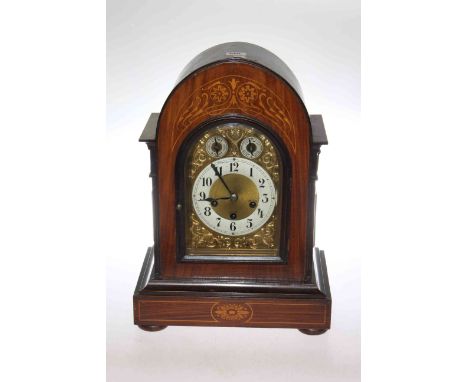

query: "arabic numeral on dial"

left=261, top=194, right=269, bottom=203
left=202, top=177, right=213, bottom=186
left=204, top=206, right=211, bottom=216
left=230, top=222, right=236, bottom=231
left=199, top=191, right=206, bottom=200
left=250, top=167, right=253, bottom=177
left=216, top=166, right=223, bottom=176
left=257, top=209, right=264, bottom=218
left=216, top=217, right=221, bottom=227
left=247, top=219, right=253, bottom=228
left=258, top=178, right=265, bottom=188
left=230, top=162, right=239, bottom=172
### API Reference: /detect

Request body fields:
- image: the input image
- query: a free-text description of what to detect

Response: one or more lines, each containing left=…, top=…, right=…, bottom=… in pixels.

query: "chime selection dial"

left=192, top=156, right=276, bottom=236
left=205, top=135, right=228, bottom=158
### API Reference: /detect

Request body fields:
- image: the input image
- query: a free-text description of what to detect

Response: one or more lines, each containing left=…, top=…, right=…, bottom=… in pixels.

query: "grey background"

left=107, top=1, right=360, bottom=381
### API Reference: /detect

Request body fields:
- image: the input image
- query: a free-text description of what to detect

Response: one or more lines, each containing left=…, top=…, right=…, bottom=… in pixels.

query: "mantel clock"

left=133, top=42, right=331, bottom=335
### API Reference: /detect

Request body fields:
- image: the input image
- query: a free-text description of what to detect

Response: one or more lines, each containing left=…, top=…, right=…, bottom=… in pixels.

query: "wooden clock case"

left=134, top=42, right=331, bottom=334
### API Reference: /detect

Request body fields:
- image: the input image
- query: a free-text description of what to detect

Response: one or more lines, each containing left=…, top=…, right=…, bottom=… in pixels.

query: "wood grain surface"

left=155, top=61, right=312, bottom=281
left=134, top=295, right=330, bottom=329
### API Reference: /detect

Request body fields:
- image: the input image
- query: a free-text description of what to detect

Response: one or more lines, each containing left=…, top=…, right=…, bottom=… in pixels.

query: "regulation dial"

left=240, top=136, right=263, bottom=159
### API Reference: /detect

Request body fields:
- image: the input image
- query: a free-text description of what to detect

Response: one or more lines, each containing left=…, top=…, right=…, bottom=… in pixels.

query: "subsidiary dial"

left=240, top=136, right=263, bottom=159
left=205, top=135, right=228, bottom=158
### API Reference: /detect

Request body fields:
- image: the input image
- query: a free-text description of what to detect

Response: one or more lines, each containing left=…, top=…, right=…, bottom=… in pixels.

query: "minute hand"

left=210, top=163, right=233, bottom=195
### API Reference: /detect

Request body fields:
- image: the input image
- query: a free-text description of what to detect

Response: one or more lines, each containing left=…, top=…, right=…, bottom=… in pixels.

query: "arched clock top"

left=157, top=65, right=312, bottom=173
left=176, top=42, right=304, bottom=101
left=171, top=75, right=297, bottom=153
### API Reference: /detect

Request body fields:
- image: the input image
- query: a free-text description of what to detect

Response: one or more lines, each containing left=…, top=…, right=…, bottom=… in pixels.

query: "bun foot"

left=298, top=328, right=327, bottom=335
left=138, top=325, right=167, bottom=332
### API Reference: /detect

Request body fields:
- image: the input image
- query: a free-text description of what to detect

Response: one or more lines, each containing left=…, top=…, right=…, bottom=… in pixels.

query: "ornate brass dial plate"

left=184, top=122, right=282, bottom=257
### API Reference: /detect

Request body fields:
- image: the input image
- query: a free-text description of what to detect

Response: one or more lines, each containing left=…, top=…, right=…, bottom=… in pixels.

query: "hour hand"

left=198, top=196, right=231, bottom=207
left=198, top=196, right=231, bottom=202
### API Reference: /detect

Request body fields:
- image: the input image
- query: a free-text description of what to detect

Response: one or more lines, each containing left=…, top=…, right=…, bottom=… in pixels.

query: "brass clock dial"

left=182, top=122, right=283, bottom=258
left=192, top=157, right=276, bottom=236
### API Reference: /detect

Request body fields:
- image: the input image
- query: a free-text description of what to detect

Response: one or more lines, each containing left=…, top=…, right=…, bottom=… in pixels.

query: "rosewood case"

left=133, top=42, right=331, bottom=334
